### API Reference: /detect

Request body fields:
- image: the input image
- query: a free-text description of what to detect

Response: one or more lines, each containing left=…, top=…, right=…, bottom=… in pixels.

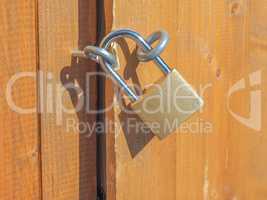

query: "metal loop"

left=83, top=46, right=118, bottom=68
left=137, top=30, right=169, bottom=62
left=100, top=28, right=171, bottom=74
left=98, top=29, right=171, bottom=102
left=73, top=29, right=172, bottom=102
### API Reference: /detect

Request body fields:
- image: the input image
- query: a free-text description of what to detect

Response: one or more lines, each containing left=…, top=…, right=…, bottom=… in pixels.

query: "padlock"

left=82, top=28, right=204, bottom=139
left=130, top=68, right=203, bottom=139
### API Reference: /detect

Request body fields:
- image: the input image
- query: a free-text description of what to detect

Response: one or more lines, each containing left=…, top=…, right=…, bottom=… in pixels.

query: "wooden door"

left=1, top=0, right=267, bottom=199
left=101, top=0, right=267, bottom=200
left=0, top=0, right=97, bottom=199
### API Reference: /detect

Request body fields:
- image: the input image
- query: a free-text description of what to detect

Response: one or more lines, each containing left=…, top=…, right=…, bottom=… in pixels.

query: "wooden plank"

left=0, top=0, right=41, bottom=199
left=38, top=0, right=97, bottom=199
left=104, top=0, right=267, bottom=199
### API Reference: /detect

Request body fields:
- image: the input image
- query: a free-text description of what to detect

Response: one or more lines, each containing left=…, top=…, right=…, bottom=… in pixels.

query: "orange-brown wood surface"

left=38, top=0, right=97, bottom=199
left=1, top=0, right=267, bottom=199
left=0, top=0, right=97, bottom=199
left=0, top=1, right=41, bottom=199
left=104, top=0, right=267, bottom=199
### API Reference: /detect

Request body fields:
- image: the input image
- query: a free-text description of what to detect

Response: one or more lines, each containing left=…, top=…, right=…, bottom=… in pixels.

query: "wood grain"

left=0, top=0, right=41, bottom=199
left=38, top=0, right=97, bottom=199
left=104, top=0, right=267, bottom=199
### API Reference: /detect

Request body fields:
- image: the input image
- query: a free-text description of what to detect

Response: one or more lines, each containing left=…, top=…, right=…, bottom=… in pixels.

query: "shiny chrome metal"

left=72, top=46, right=118, bottom=68
left=72, top=49, right=88, bottom=58
left=136, top=30, right=169, bottom=62
left=100, top=29, right=171, bottom=74
left=73, top=29, right=172, bottom=102
left=99, top=29, right=171, bottom=102
left=83, top=46, right=118, bottom=68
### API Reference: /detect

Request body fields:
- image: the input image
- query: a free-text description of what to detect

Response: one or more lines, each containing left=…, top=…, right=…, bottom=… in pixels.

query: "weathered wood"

left=0, top=0, right=41, bottom=199
left=38, top=0, right=97, bottom=199
left=105, top=0, right=267, bottom=199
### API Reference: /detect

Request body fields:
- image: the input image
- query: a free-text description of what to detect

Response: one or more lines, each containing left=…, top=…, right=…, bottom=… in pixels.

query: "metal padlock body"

left=131, top=69, right=203, bottom=139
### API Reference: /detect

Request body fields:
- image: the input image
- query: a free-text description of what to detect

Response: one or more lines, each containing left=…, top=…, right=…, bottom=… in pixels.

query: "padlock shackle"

left=99, top=29, right=172, bottom=102
left=136, top=30, right=169, bottom=62
left=100, top=29, right=171, bottom=74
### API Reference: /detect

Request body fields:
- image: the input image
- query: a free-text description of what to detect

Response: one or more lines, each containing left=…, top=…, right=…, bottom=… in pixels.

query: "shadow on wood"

left=59, top=0, right=97, bottom=198
left=116, top=39, right=154, bottom=158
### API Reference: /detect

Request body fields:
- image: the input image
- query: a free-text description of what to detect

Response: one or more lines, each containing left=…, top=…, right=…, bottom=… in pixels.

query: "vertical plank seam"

left=96, top=0, right=116, bottom=199
left=34, top=0, right=43, bottom=199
